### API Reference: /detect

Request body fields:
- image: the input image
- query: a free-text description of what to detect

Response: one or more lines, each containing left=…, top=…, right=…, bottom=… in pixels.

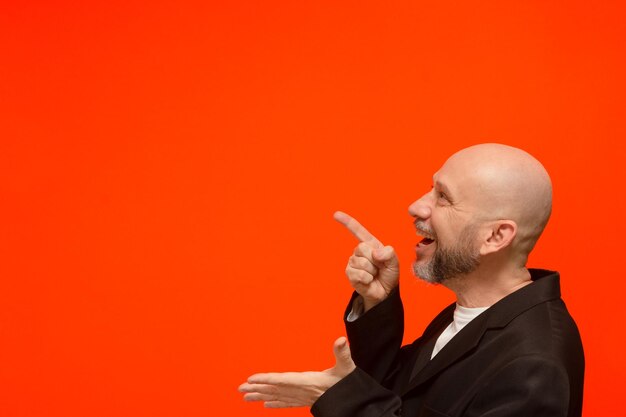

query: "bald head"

left=440, top=143, right=552, bottom=259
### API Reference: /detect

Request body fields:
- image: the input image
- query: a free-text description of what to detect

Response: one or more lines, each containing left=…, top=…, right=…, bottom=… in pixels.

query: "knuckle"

left=347, top=271, right=360, bottom=283
left=349, top=256, right=364, bottom=268
left=346, top=266, right=358, bottom=278
left=358, top=270, right=371, bottom=283
left=348, top=268, right=373, bottom=285
left=355, top=242, right=373, bottom=257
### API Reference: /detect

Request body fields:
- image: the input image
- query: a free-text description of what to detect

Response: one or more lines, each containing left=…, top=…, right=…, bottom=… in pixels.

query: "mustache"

left=413, top=219, right=436, bottom=239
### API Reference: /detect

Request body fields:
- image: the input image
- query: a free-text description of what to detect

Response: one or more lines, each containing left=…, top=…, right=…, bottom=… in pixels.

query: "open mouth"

left=414, top=219, right=436, bottom=248
left=415, top=226, right=436, bottom=246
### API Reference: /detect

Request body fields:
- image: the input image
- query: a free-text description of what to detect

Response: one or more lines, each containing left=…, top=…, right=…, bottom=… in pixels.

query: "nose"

left=408, top=191, right=433, bottom=220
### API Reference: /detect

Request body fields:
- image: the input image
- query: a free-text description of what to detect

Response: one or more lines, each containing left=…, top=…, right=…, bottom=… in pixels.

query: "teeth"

left=416, top=228, right=435, bottom=240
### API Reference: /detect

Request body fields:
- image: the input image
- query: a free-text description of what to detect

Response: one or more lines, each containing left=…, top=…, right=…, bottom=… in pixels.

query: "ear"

left=479, top=221, right=517, bottom=256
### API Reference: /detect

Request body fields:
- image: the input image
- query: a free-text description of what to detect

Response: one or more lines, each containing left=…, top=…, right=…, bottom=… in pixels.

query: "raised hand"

left=333, top=211, right=399, bottom=311
left=238, top=337, right=356, bottom=408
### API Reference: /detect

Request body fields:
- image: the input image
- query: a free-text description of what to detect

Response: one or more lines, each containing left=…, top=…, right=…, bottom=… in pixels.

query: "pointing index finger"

left=333, top=211, right=383, bottom=247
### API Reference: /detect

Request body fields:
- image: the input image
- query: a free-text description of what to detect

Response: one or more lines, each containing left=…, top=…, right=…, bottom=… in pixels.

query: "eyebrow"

left=434, top=179, right=454, bottom=199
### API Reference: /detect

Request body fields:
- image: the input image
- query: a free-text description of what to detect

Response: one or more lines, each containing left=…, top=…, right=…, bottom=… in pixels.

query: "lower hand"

left=238, top=337, right=356, bottom=408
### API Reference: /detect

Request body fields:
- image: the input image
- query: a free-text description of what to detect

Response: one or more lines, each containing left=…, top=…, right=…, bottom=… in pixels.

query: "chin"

left=412, top=260, right=441, bottom=285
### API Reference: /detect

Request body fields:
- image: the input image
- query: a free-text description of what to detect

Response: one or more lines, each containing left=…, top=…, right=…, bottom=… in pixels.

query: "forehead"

left=433, top=159, right=461, bottom=189
left=433, top=156, right=483, bottom=199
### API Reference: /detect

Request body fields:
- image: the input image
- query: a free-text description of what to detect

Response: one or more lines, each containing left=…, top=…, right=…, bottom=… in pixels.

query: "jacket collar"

left=403, top=269, right=561, bottom=394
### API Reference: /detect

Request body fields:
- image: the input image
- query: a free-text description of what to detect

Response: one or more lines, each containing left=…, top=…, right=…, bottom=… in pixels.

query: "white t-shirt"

left=431, top=304, right=489, bottom=359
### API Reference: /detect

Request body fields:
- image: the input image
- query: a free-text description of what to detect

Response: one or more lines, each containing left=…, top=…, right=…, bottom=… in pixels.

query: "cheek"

left=431, top=212, right=464, bottom=244
left=429, top=212, right=448, bottom=239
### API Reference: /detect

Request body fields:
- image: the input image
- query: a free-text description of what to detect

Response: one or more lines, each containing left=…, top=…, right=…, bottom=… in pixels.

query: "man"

left=239, top=144, right=585, bottom=416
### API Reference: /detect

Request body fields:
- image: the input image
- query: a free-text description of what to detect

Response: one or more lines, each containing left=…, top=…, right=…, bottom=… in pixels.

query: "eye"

left=437, top=191, right=452, bottom=205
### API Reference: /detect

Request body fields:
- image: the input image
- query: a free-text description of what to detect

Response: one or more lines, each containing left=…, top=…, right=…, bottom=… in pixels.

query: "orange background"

left=1, top=1, right=624, bottom=416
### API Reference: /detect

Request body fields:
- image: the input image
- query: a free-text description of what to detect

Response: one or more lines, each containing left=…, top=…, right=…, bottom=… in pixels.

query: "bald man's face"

left=408, top=155, right=485, bottom=283
left=408, top=144, right=553, bottom=282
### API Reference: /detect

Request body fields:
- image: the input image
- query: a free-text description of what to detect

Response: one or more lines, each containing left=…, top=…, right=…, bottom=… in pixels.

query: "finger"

left=247, top=373, right=278, bottom=385
left=265, top=401, right=304, bottom=408
left=243, top=393, right=276, bottom=402
left=354, top=242, right=375, bottom=258
left=372, top=245, right=399, bottom=269
left=244, top=391, right=302, bottom=402
left=333, top=211, right=382, bottom=246
left=332, top=337, right=356, bottom=374
left=241, top=383, right=311, bottom=406
left=348, top=255, right=379, bottom=276
left=346, top=267, right=374, bottom=286
left=248, top=372, right=309, bottom=385
left=239, top=383, right=277, bottom=395
left=240, top=383, right=304, bottom=405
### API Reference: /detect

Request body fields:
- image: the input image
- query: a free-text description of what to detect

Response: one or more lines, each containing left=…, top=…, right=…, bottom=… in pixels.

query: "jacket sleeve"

left=311, top=368, right=403, bottom=417
left=344, top=288, right=406, bottom=383
left=464, top=355, right=570, bottom=417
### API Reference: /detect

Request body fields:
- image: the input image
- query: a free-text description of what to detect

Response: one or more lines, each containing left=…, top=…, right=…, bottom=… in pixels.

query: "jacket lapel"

left=407, top=303, right=455, bottom=382
left=409, top=327, right=440, bottom=382
left=402, top=269, right=561, bottom=396
left=404, top=310, right=489, bottom=394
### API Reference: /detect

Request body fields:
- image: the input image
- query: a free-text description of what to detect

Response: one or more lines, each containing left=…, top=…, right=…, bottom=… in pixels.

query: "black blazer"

left=312, top=269, right=584, bottom=417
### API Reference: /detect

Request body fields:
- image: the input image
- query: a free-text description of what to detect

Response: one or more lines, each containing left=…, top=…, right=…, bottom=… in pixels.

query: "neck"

left=444, top=264, right=532, bottom=308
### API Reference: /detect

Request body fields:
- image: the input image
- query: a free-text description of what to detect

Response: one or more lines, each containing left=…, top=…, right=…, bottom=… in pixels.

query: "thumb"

left=373, top=245, right=399, bottom=268
left=332, top=337, right=356, bottom=375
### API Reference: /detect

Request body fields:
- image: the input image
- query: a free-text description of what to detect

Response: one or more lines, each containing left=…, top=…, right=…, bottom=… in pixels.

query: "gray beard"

left=413, top=225, right=481, bottom=284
